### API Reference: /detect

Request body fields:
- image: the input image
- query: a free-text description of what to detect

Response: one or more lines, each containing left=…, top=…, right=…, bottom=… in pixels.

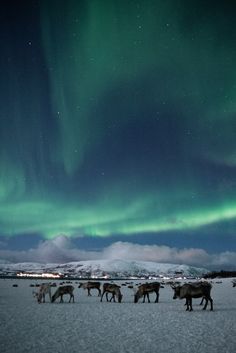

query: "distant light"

left=17, top=272, right=61, bottom=278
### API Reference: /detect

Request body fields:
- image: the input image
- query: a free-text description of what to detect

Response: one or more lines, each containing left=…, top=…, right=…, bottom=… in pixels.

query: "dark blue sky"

left=0, top=0, right=236, bottom=268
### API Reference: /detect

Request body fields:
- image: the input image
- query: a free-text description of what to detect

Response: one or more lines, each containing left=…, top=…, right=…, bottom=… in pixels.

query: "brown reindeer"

left=182, top=282, right=209, bottom=307
left=79, top=281, right=101, bottom=296
left=134, top=282, right=160, bottom=303
left=100, top=283, right=123, bottom=303
left=51, top=285, right=74, bottom=303
left=172, top=282, right=213, bottom=311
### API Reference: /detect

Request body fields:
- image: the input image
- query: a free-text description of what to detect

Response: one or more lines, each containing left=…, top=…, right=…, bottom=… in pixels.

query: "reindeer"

left=78, top=281, right=101, bottom=296
left=232, top=280, right=236, bottom=287
left=33, top=283, right=52, bottom=303
left=172, top=282, right=213, bottom=311
left=134, top=282, right=160, bottom=303
left=51, top=285, right=75, bottom=303
left=100, top=283, right=123, bottom=303
left=183, top=282, right=209, bottom=307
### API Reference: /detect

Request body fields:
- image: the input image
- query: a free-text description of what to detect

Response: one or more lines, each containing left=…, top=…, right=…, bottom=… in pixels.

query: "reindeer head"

left=171, top=285, right=180, bottom=300
left=32, top=291, right=42, bottom=304
left=32, top=291, right=38, bottom=299
left=134, top=289, right=142, bottom=303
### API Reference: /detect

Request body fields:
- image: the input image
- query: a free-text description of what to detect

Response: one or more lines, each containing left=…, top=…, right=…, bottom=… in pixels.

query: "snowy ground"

left=0, top=278, right=235, bottom=353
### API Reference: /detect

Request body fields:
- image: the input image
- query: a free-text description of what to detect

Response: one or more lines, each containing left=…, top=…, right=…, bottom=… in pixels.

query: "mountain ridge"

left=0, top=259, right=209, bottom=278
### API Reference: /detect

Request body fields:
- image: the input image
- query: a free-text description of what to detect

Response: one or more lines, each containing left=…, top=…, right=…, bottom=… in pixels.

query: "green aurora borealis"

left=1, top=0, right=236, bottom=256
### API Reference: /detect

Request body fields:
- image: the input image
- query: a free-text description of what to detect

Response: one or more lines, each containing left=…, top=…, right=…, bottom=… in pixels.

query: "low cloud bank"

left=0, top=235, right=236, bottom=269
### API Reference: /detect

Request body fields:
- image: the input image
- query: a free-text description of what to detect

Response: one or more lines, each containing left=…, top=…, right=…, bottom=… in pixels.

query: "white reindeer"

left=33, top=283, right=52, bottom=303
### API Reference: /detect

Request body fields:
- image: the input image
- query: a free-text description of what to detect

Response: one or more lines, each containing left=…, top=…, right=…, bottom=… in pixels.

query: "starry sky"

left=1, top=0, right=236, bottom=268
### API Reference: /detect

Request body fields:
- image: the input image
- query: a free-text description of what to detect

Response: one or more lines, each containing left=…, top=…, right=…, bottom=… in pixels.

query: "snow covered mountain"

left=0, top=259, right=208, bottom=278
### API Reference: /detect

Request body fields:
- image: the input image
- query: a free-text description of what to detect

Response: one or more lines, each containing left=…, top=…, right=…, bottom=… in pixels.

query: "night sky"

left=1, top=0, right=236, bottom=268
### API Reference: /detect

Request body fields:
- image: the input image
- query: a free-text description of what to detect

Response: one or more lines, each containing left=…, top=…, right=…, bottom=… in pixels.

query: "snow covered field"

left=0, top=278, right=235, bottom=353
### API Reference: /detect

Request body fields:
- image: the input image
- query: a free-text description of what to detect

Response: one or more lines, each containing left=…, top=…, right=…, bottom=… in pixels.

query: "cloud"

left=0, top=235, right=100, bottom=264
left=102, top=242, right=211, bottom=266
left=0, top=236, right=235, bottom=269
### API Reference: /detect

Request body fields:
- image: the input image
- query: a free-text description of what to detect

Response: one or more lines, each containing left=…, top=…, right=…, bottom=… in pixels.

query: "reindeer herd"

left=32, top=280, right=217, bottom=311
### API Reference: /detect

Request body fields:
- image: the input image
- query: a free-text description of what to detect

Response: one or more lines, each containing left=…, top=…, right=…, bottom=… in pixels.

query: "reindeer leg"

left=69, top=294, right=74, bottom=303
left=108, top=293, right=115, bottom=302
left=106, top=292, right=110, bottom=302
left=186, top=298, right=190, bottom=311
left=209, top=297, right=213, bottom=311
left=203, top=297, right=208, bottom=310
left=98, top=288, right=101, bottom=297
left=155, top=291, right=159, bottom=303
left=189, top=298, right=193, bottom=311
left=100, top=291, right=105, bottom=302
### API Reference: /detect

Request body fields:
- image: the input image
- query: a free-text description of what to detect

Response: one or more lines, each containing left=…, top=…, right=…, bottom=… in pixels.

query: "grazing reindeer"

left=51, top=285, right=74, bottom=303
left=33, top=283, right=52, bottom=303
left=134, top=282, right=160, bottom=303
left=172, top=282, right=213, bottom=311
left=100, top=283, right=123, bottom=303
left=79, top=281, right=101, bottom=296
left=232, top=280, right=236, bottom=287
